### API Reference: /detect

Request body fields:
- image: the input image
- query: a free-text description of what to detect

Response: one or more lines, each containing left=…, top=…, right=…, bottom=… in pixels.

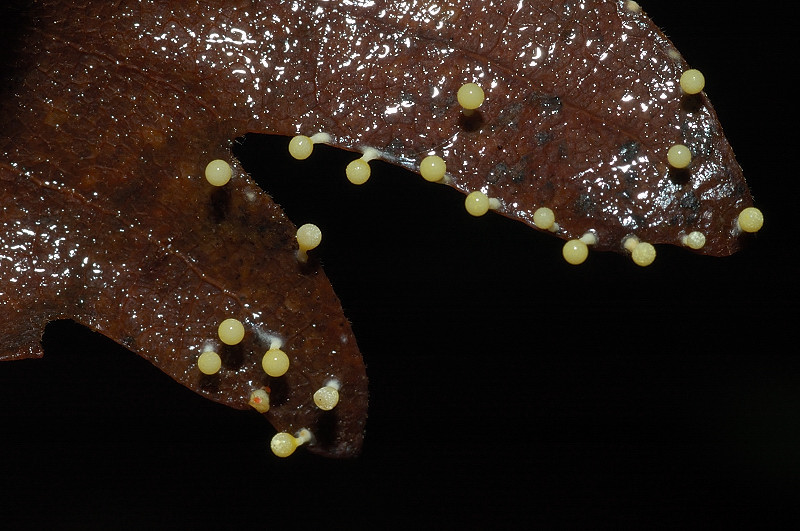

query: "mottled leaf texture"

left=1, top=0, right=755, bottom=457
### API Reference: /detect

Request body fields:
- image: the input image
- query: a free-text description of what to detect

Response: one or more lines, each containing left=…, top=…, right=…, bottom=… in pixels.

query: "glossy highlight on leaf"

left=0, top=0, right=757, bottom=458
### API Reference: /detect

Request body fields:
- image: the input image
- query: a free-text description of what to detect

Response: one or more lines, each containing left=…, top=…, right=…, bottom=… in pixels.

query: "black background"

left=1, top=2, right=797, bottom=528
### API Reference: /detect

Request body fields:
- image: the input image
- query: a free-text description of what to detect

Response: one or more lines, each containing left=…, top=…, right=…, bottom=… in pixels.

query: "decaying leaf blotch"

left=1, top=0, right=757, bottom=457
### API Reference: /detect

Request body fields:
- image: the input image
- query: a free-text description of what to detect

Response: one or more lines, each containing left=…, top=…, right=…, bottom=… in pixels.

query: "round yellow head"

left=204, top=159, right=232, bottom=186
left=682, top=231, right=706, bottom=250
left=631, top=241, right=656, bottom=266
left=270, top=429, right=312, bottom=458
left=562, top=239, right=588, bottom=265
left=346, top=159, right=371, bottom=185
left=667, top=144, right=692, bottom=169
left=533, top=207, right=555, bottom=230
left=738, top=207, right=764, bottom=233
left=457, top=83, right=485, bottom=110
left=419, top=155, right=446, bottom=182
left=680, top=69, right=706, bottom=95
left=262, top=348, right=290, bottom=377
left=465, top=191, right=490, bottom=217
left=296, top=223, right=322, bottom=252
left=197, top=351, right=222, bottom=375
left=288, top=135, right=314, bottom=160
left=271, top=432, right=299, bottom=457
left=313, top=386, right=340, bottom=411
left=218, top=318, right=245, bottom=345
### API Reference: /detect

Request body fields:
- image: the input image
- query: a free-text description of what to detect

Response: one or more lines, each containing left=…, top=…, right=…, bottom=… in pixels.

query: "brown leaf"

left=0, top=0, right=757, bottom=458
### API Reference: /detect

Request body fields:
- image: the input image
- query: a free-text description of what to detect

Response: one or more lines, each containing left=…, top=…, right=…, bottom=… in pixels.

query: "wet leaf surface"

left=0, top=0, right=795, bottom=525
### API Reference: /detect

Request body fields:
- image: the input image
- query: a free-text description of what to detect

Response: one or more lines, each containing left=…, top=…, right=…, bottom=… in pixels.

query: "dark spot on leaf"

left=487, top=162, right=508, bottom=184
left=678, top=191, right=701, bottom=225
left=618, top=141, right=640, bottom=163
left=512, top=156, right=532, bottom=183
left=540, top=96, right=563, bottom=115
left=539, top=179, right=556, bottom=203
left=495, top=103, right=522, bottom=129
left=675, top=191, right=701, bottom=225
left=624, top=169, right=639, bottom=187
left=527, top=92, right=562, bottom=115
left=535, top=131, right=553, bottom=145
left=573, top=193, right=595, bottom=215
left=679, top=191, right=701, bottom=211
